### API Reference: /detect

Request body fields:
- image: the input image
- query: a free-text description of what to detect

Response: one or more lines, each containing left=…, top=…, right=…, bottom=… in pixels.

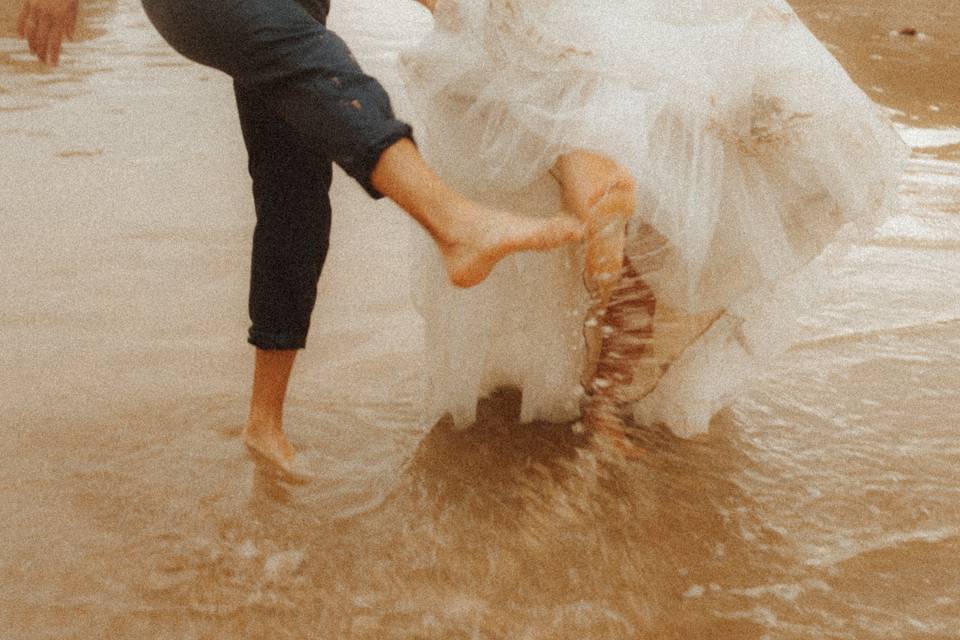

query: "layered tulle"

left=400, top=0, right=909, bottom=428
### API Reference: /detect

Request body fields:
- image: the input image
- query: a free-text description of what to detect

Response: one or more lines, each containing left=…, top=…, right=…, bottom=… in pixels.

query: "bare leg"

left=582, top=259, right=655, bottom=458
left=372, top=139, right=583, bottom=288
left=241, top=348, right=312, bottom=483
left=552, top=151, right=636, bottom=388
left=553, top=151, right=652, bottom=457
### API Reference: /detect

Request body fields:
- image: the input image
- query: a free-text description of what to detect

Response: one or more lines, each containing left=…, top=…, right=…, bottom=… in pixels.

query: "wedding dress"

left=398, top=0, right=908, bottom=431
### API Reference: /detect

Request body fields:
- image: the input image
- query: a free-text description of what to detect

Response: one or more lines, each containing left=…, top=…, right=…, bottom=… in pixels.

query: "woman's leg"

left=553, top=151, right=654, bottom=455
left=552, top=151, right=637, bottom=388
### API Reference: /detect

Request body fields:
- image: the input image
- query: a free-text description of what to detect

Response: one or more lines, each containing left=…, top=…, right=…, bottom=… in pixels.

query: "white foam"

left=896, top=125, right=960, bottom=150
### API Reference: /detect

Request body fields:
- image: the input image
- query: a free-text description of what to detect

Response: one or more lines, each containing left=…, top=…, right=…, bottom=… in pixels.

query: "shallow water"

left=2, top=1, right=960, bottom=638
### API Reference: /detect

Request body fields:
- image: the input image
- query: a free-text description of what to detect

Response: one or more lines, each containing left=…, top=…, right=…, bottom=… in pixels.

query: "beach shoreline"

left=2, top=1, right=960, bottom=638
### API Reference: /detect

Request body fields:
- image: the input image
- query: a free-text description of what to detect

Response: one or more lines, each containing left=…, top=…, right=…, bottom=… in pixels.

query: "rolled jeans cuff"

left=351, top=125, right=415, bottom=200
left=247, top=329, right=308, bottom=351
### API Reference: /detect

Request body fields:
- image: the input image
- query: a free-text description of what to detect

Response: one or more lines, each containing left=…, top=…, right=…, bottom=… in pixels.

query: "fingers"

left=18, top=0, right=76, bottom=66
left=66, top=1, right=77, bottom=40
left=26, top=11, right=40, bottom=57
left=32, top=14, right=53, bottom=63
left=47, top=24, right=64, bottom=65
left=17, top=2, right=32, bottom=38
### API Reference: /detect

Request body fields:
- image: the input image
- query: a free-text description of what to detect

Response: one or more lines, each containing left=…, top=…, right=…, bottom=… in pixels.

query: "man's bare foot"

left=242, top=421, right=313, bottom=484
left=440, top=204, right=582, bottom=288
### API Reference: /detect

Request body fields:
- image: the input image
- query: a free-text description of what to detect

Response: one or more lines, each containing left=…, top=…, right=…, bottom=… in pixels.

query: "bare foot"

left=242, top=421, right=313, bottom=484
left=440, top=204, right=582, bottom=288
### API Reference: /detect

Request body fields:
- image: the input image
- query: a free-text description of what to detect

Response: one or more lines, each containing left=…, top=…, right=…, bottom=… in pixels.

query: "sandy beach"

left=2, top=1, right=960, bottom=638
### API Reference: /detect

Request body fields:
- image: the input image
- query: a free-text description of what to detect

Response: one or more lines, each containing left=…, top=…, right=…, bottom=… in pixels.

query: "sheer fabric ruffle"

left=400, top=0, right=908, bottom=429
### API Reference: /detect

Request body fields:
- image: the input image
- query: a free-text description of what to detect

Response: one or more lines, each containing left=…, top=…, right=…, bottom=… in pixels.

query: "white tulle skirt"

left=399, top=0, right=908, bottom=429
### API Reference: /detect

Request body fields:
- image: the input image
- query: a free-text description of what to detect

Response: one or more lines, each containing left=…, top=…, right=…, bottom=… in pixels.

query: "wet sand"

left=2, top=1, right=960, bottom=638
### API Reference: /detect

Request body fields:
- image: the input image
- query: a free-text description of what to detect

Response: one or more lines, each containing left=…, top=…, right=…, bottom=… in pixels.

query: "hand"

left=413, top=0, right=437, bottom=13
left=17, top=0, right=79, bottom=66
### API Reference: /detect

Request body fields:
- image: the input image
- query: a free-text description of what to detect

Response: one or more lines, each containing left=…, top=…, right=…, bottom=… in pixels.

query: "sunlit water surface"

left=1, top=1, right=960, bottom=638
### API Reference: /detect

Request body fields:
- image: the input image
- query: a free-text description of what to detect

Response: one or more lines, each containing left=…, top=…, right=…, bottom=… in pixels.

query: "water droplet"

left=263, top=550, right=305, bottom=583
left=683, top=585, right=705, bottom=599
left=237, top=539, right=258, bottom=560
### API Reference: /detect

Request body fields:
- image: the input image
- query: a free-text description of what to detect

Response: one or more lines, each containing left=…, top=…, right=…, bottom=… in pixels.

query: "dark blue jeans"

left=142, top=0, right=413, bottom=349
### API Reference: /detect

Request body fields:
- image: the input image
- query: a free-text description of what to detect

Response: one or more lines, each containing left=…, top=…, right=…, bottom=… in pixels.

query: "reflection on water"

left=2, top=0, right=960, bottom=638
left=793, top=0, right=960, bottom=122
left=792, top=0, right=960, bottom=161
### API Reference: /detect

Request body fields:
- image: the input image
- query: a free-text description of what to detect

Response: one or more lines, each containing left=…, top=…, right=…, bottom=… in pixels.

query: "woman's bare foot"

left=439, top=203, right=583, bottom=288
left=242, top=420, right=313, bottom=484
